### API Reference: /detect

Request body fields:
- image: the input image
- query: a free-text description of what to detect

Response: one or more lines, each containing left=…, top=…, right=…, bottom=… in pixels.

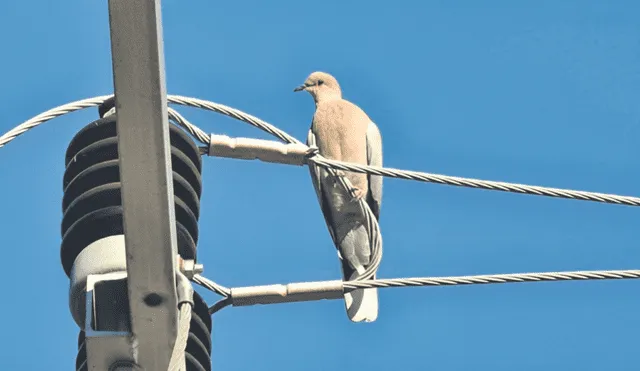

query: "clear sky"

left=1, top=1, right=639, bottom=370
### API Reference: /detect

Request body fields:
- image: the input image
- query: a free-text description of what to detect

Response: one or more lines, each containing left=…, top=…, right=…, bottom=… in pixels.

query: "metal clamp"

left=177, top=255, right=204, bottom=279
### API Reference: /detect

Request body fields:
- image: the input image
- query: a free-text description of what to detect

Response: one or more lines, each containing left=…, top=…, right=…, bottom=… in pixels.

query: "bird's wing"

left=306, top=128, right=338, bottom=246
left=365, top=121, right=383, bottom=220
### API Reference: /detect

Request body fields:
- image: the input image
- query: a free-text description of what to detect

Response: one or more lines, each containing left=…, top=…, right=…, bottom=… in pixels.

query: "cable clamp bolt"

left=177, top=255, right=204, bottom=279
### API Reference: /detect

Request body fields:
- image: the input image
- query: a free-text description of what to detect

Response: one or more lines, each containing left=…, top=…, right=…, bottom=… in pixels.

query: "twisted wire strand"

left=0, top=95, right=113, bottom=148
left=0, top=95, right=211, bottom=148
left=342, top=269, right=640, bottom=291
left=167, top=302, right=192, bottom=371
left=192, top=274, right=231, bottom=297
left=309, top=156, right=640, bottom=207
left=167, top=108, right=209, bottom=144
left=5, top=94, right=636, bottom=207
left=168, top=95, right=301, bottom=145
left=167, top=96, right=640, bottom=207
left=182, top=95, right=640, bottom=207
left=194, top=269, right=640, bottom=315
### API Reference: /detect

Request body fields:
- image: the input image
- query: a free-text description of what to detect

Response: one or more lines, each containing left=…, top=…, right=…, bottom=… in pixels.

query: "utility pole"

left=108, top=0, right=178, bottom=369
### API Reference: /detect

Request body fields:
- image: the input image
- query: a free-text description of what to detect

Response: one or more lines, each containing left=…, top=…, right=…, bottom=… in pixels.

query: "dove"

left=295, top=71, right=383, bottom=322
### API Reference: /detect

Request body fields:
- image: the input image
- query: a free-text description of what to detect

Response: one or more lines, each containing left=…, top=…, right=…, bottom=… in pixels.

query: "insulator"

left=186, top=291, right=213, bottom=371
left=68, top=100, right=211, bottom=370
left=61, top=112, right=203, bottom=276
left=64, top=100, right=204, bottom=332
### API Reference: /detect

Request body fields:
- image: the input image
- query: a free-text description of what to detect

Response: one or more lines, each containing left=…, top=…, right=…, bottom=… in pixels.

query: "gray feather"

left=306, top=130, right=338, bottom=246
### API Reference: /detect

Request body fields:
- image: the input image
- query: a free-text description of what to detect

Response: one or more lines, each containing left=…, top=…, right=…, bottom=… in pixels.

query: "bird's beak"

left=293, top=84, right=306, bottom=92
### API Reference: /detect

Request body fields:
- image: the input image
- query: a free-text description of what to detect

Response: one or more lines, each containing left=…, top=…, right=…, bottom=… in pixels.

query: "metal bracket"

left=83, top=272, right=136, bottom=370
left=108, top=0, right=179, bottom=369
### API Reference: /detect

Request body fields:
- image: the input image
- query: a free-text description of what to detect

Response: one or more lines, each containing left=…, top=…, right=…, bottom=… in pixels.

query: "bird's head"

left=294, top=71, right=342, bottom=103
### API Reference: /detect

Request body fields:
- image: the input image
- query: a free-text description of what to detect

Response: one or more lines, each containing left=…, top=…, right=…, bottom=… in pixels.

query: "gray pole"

left=108, top=0, right=179, bottom=369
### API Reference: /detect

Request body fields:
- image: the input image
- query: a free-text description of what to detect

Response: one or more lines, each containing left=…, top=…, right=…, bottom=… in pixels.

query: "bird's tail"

left=344, top=269, right=378, bottom=323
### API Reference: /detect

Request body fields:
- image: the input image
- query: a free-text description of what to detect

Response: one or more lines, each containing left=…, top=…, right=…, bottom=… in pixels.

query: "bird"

left=294, top=71, right=383, bottom=322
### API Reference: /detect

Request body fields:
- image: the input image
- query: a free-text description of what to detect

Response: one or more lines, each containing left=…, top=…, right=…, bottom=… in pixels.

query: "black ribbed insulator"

left=76, top=331, right=86, bottom=371
left=60, top=113, right=203, bottom=277
left=186, top=291, right=213, bottom=371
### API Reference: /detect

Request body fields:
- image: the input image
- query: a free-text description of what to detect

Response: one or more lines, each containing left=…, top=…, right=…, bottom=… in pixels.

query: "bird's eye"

left=318, top=80, right=324, bottom=85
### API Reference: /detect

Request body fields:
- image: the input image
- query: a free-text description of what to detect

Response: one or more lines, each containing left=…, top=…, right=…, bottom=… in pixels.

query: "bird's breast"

left=312, top=101, right=369, bottom=164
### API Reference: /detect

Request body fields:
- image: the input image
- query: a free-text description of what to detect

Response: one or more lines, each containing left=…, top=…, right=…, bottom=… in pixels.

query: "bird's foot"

left=350, top=187, right=366, bottom=201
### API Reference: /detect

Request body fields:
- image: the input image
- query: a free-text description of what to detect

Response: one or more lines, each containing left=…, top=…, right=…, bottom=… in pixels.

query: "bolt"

left=177, top=256, right=204, bottom=278
left=194, top=263, right=204, bottom=275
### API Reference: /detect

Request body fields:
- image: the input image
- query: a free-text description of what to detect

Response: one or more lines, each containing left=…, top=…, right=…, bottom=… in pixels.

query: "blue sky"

left=1, top=1, right=639, bottom=370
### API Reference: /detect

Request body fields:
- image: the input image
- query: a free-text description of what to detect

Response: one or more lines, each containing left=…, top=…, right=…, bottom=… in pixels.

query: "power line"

left=193, top=274, right=231, bottom=297
left=0, top=96, right=208, bottom=148
left=4, top=95, right=638, bottom=208
left=309, top=156, right=640, bottom=206
left=194, top=269, right=640, bottom=314
left=342, top=269, right=640, bottom=290
left=3, top=94, right=639, bottom=323
left=205, top=133, right=640, bottom=207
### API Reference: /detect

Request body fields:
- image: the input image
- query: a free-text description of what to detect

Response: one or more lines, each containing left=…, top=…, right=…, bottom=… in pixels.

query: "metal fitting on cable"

left=208, top=134, right=312, bottom=165
left=176, top=272, right=195, bottom=306
left=230, top=280, right=344, bottom=307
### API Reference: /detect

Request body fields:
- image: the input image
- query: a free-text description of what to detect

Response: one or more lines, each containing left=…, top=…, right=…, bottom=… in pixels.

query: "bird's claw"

left=351, top=187, right=366, bottom=201
left=330, top=171, right=364, bottom=200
